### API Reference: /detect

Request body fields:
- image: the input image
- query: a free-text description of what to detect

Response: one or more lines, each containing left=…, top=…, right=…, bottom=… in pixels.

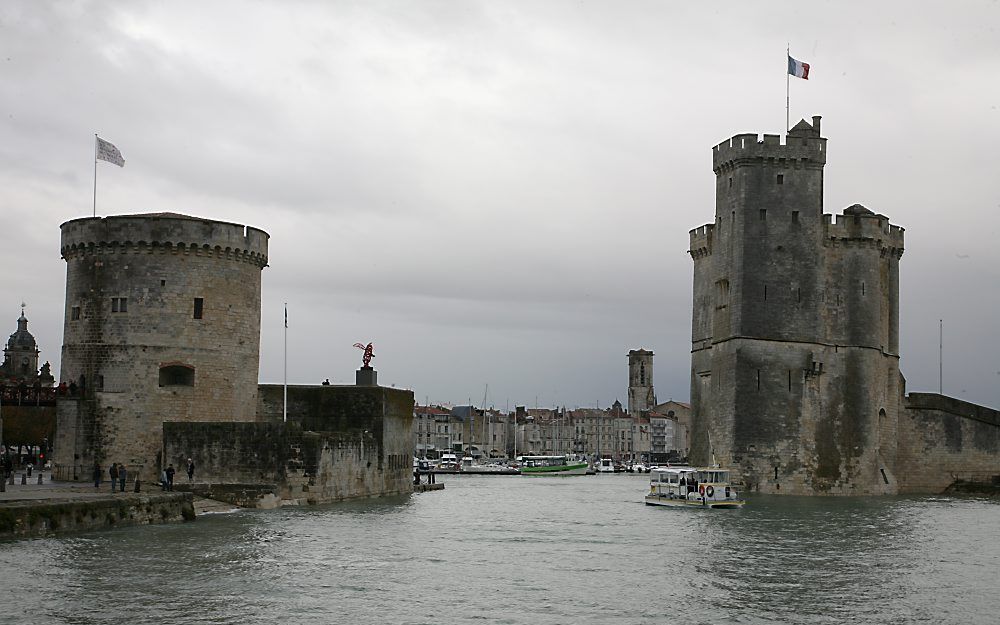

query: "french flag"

left=788, top=55, right=810, bottom=80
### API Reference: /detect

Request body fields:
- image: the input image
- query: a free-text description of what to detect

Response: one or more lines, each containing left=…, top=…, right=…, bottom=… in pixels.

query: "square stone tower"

left=688, top=117, right=905, bottom=494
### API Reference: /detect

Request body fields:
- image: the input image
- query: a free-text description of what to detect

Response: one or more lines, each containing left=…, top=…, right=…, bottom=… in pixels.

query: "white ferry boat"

left=644, top=466, right=745, bottom=509
left=519, top=455, right=589, bottom=476
left=435, top=453, right=460, bottom=473
left=597, top=457, right=616, bottom=473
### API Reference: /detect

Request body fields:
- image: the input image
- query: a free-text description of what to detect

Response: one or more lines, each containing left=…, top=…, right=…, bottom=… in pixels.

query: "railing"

left=0, top=386, right=60, bottom=406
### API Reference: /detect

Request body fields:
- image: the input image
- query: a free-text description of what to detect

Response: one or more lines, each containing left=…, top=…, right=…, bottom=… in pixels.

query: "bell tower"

left=627, top=349, right=656, bottom=415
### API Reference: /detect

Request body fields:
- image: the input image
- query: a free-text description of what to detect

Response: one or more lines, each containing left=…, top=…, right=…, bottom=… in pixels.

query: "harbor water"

left=2, top=474, right=998, bottom=624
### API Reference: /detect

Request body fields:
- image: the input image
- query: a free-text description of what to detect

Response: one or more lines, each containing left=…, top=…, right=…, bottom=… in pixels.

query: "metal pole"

left=93, top=134, right=98, bottom=217
left=939, top=319, right=943, bottom=395
left=283, top=303, right=288, bottom=423
left=786, top=44, right=790, bottom=132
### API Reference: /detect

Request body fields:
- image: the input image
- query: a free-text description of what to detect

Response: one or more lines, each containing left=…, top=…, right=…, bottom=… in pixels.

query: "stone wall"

left=162, top=384, right=415, bottom=506
left=0, top=492, right=194, bottom=540
left=54, top=214, right=268, bottom=482
left=897, top=393, right=1000, bottom=493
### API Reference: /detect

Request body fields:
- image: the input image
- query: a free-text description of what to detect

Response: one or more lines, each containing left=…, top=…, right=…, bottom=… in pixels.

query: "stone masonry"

left=688, top=117, right=907, bottom=495
left=627, top=349, right=656, bottom=416
left=53, top=214, right=268, bottom=482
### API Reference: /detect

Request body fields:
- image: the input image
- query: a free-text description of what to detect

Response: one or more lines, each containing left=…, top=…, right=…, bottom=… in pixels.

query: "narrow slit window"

left=756, top=369, right=761, bottom=391
left=777, top=174, right=784, bottom=185
left=760, top=209, right=767, bottom=221
left=788, top=370, right=792, bottom=391
left=763, top=285, right=768, bottom=301
left=792, top=210, right=799, bottom=223
left=193, top=297, right=204, bottom=319
left=862, top=282, right=866, bottom=296
left=729, top=177, right=733, bottom=188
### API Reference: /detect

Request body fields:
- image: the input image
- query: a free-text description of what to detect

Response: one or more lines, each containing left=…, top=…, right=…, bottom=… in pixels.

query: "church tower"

left=1, top=307, right=41, bottom=383
left=627, top=349, right=656, bottom=415
left=688, top=117, right=904, bottom=494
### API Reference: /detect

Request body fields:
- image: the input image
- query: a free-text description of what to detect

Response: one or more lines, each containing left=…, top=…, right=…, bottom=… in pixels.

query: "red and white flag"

left=788, top=55, right=810, bottom=80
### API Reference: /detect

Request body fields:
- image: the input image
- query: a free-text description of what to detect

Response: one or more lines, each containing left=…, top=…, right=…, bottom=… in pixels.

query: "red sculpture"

left=353, top=342, right=374, bottom=367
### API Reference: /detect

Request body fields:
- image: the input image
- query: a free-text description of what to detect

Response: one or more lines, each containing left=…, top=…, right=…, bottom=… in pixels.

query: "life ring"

left=698, top=485, right=705, bottom=496
left=706, top=486, right=715, bottom=498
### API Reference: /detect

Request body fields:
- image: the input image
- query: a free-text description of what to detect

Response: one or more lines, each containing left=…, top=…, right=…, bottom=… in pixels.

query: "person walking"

left=118, top=464, right=127, bottom=492
left=160, top=467, right=168, bottom=491
left=109, top=463, right=118, bottom=492
left=93, top=463, right=101, bottom=488
left=186, top=458, right=195, bottom=482
left=165, top=464, right=175, bottom=491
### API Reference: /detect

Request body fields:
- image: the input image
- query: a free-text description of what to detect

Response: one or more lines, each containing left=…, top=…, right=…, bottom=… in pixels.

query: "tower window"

left=161, top=280, right=166, bottom=286
left=791, top=211, right=799, bottom=223
left=111, top=297, right=128, bottom=313
left=777, top=174, right=784, bottom=185
left=759, top=209, right=767, bottom=221
left=159, top=364, right=195, bottom=387
left=763, top=285, right=768, bottom=301
left=756, top=369, right=761, bottom=391
left=729, top=177, right=733, bottom=188
left=71, top=306, right=81, bottom=320
left=193, top=297, right=204, bottom=319
left=861, top=282, right=866, bottom=296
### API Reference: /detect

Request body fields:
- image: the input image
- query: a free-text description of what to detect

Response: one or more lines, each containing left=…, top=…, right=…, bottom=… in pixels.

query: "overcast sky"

left=2, top=1, right=998, bottom=410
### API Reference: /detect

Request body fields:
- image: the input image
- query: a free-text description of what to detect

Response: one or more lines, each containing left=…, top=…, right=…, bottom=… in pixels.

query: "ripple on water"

left=1, top=479, right=999, bottom=624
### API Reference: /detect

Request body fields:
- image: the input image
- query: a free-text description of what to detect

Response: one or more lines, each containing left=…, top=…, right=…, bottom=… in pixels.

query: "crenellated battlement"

left=823, top=205, right=905, bottom=257
left=688, top=223, right=714, bottom=259
left=712, top=116, right=827, bottom=174
left=60, top=214, right=269, bottom=268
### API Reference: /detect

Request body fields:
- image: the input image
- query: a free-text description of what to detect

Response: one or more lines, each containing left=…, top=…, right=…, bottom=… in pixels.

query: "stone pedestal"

left=356, top=366, right=377, bottom=386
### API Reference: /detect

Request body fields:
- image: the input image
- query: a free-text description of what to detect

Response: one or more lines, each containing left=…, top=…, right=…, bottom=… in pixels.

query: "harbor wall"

left=162, top=384, right=415, bottom=506
left=0, top=492, right=194, bottom=540
left=897, top=393, right=1000, bottom=493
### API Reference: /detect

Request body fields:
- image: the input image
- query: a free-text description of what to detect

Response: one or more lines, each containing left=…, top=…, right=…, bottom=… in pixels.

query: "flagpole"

left=786, top=44, right=790, bottom=133
left=93, top=134, right=98, bottom=217
left=283, top=303, right=288, bottom=423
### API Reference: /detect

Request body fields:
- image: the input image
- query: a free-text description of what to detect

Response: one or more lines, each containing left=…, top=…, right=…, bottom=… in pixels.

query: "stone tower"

left=627, top=349, right=656, bottom=415
left=53, top=213, right=269, bottom=481
left=688, top=117, right=905, bottom=494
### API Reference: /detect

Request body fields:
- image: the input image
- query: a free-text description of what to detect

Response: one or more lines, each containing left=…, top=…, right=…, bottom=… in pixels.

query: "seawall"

left=0, top=492, right=195, bottom=540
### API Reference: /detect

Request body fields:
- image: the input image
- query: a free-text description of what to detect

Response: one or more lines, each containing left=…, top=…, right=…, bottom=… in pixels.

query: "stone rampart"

left=897, top=393, right=1000, bottom=493
left=162, top=384, right=415, bottom=506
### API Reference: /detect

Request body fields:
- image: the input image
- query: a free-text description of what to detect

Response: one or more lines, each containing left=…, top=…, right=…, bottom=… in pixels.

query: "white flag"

left=96, top=136, right=125, bottom=167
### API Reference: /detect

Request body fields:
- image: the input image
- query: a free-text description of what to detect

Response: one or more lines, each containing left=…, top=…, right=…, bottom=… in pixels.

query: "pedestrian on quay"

left=93, top=463, right=101, bottom=488
left=118, top=463, right=127, bottom=492
left=160, top=468, right=167, bottom=491
left=109, top=463, right=118, bottom=492
left=186, top=458, right=195, bottom=482
left=165, top=464, right=175, bottom=491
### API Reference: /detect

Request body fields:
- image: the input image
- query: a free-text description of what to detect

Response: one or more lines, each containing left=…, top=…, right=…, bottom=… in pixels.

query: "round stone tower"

left=53, top=213, right=269, bottom=481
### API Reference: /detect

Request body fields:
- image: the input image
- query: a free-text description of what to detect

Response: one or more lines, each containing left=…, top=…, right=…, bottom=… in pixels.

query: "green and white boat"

left=519, top=455, right=589, bottom=476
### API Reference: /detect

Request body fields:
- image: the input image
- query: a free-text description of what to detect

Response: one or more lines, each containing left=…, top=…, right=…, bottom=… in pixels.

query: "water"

left=2, top=475, right=998, bottom=625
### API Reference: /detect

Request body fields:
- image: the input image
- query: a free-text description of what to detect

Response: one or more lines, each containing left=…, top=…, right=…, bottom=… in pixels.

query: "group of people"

left=91, top=457, right=196, bottom=492
left=92, top=462, right=134, bottom=492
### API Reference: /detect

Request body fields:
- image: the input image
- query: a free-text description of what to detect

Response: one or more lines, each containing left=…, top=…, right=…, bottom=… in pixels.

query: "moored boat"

left=434, top=453, right=460, bottom=473
left=644, top=467, right=745, bottom=508
left=520, top=455, right=589, bottom=476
